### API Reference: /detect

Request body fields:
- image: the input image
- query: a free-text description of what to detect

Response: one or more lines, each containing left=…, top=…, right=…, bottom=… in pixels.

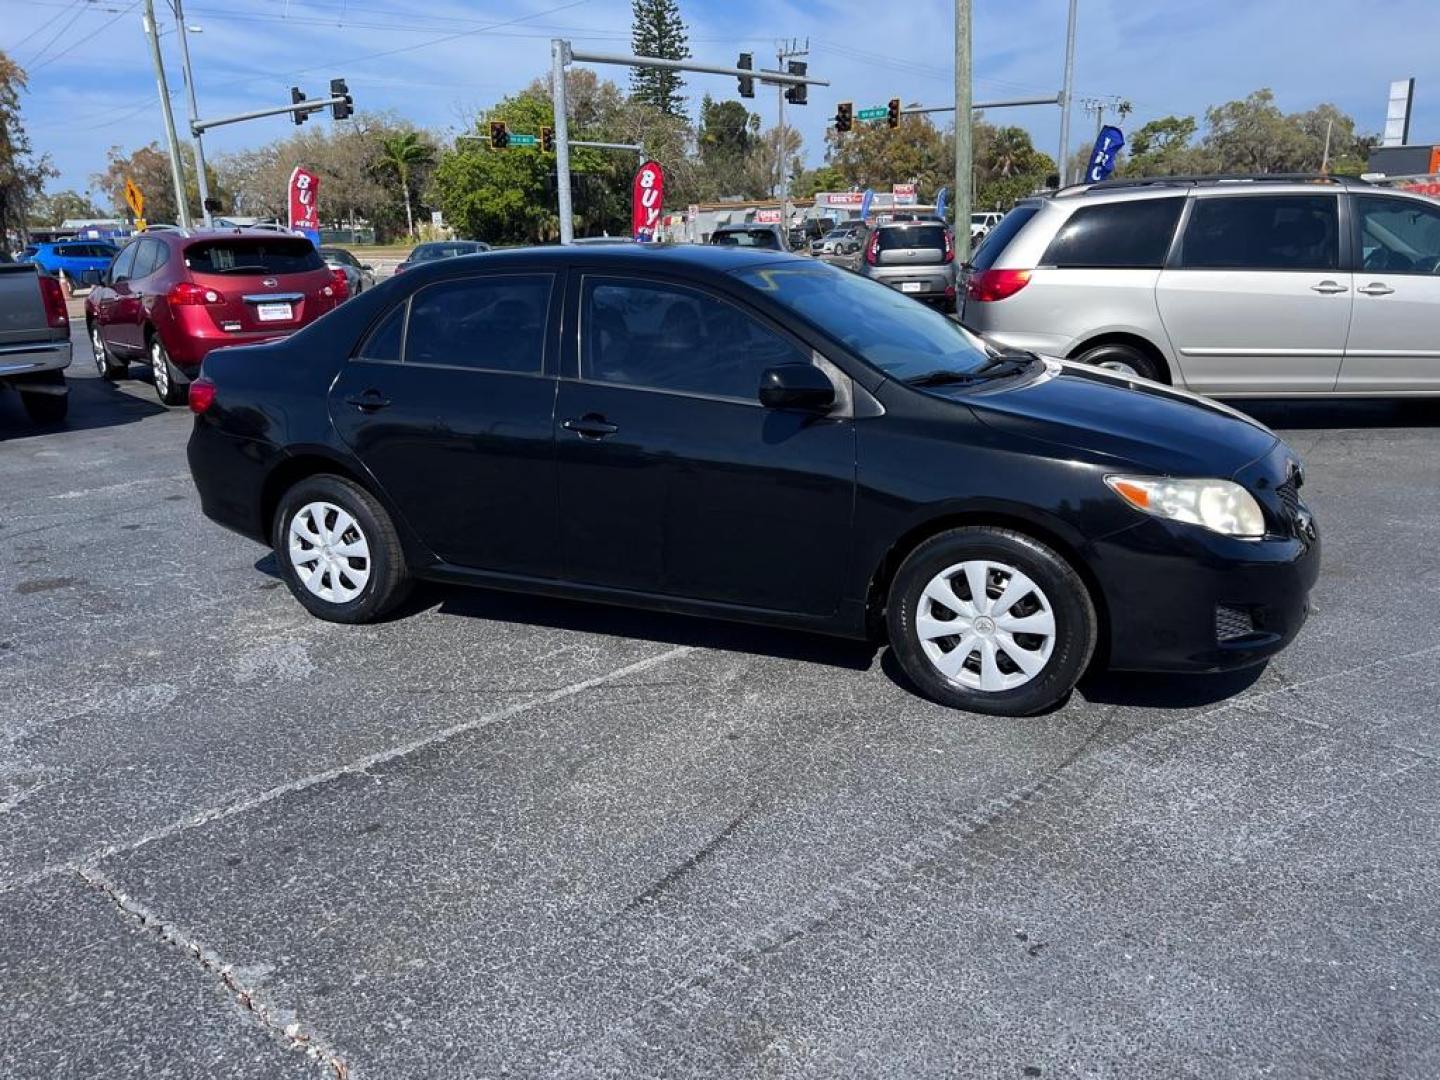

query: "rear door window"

left=877, top=225, right=947, bottom=252
left=1179, top=195, right=1339, bottom=271
left=1042, top=198, right=1184, bottom=268
left=403, top=274, right=552, bottom=373
left=110, top=243, right=139, bottom=283
left=184, top=238, right=324, bottom=275
left=969, top=206, right=1039, bottom=270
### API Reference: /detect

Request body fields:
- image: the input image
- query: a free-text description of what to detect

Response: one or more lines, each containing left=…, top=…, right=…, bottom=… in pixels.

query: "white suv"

left=962, top=175, right=1440, bottom=396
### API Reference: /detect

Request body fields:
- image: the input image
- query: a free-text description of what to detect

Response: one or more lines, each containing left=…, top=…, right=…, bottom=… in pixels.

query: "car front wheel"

left=886, top=527, right=1097, bottom=717
left=273, top=475, right=411, bottom=624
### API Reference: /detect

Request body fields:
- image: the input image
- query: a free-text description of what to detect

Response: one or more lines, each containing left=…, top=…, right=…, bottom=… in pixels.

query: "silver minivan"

left=962, top=175, right=1440, bottom=396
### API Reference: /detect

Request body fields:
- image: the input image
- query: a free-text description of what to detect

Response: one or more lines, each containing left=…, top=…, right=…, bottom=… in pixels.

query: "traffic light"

left=835, top=101, right=853, bottom=133
left=291, top=86, right=308, bottom=125
left=737, top=53, right=754, bottom=99
left=490, top=121, right=509, bottom=149
left=541, top=126, right=555, bottom=153
left=887, top=97, right=901, bottom=128
left=329, top=78, right=353, bottom=121
left=784, top=61, right=808, bottom=105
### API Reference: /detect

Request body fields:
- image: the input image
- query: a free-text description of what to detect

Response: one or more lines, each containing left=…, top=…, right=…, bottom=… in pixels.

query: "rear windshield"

left=969, top=205, right=1040, bottom=270
left=712, top=230, right=781, bottom=248
left=184, top=238, right=323, bottom=275
left=411, top=243, right=483, bottom=261
left=877, top=225, right=947, bottom=251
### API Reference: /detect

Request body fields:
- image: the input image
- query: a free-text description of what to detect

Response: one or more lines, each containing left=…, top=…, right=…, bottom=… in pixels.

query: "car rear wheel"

left=886, top=527, right=1096, bottom=717
left=273, top=475, right=411, bottom=624
left=90, top=324, right=126, bottom=381
left=149, top=338, right=187, bottom=406
left=1075, top=342, right=1163, bottom=383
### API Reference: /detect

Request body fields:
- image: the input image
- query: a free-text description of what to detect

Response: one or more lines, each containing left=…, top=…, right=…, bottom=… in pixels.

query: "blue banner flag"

left=859, top=188, right=874, bottom=222
left=934, top=186, right=949, bottom=221
left=1086, top=125, right=1125, bottom=183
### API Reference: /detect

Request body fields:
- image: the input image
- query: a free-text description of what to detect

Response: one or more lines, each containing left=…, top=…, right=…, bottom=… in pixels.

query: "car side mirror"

left=361, top=264, right=373, bottom=271
left=759, top=363, right=835, bottom=412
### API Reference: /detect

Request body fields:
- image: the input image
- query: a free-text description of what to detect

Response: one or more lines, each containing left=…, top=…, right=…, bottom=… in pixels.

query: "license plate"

left=900, top=282, right=923, bottom=293
left=256, top=302, right=293, bottom=322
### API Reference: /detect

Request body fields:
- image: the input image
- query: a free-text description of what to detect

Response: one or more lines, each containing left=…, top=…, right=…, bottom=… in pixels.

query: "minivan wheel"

left=149, top=338, right=187, bottom=406
left=273, top=475, right=411, bottom=624
left=886, top=527, right=1096, bottom=717
left=91, top=324, right=127, bottom=380
left=1075, top=342, right=1162, bottom=383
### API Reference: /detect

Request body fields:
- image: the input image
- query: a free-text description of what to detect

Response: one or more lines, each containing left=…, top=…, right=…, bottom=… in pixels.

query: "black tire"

left=886, top=527, right=1097, bottom=717
left=272, top=474, right=412, bottom=624
left=1074, top=342, right=1164, bottom=383
left=89, top=322, right=127, bottom=381
left=149, top=336, right=188, bottom=406
left=21, top=384, right=68, bottom=424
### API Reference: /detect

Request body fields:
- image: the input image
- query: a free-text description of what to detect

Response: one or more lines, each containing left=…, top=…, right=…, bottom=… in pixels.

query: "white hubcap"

left=1097, top=359, right=1140, bottom=377
left=92, top=328, right=106, bottom=372
left=288, top=501, right=371, bottom=604
left=915, top=559, right=1057, bottom=692
left=152, top=344, right=169, bottom=395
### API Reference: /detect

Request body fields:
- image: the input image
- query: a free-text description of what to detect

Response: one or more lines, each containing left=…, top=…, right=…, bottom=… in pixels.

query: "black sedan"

left=187, top=245, right=1319, bottom=716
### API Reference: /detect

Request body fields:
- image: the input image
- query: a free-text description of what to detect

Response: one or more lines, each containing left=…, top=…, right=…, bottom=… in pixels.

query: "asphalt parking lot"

left=3, top=325, right=1438, bottom=1079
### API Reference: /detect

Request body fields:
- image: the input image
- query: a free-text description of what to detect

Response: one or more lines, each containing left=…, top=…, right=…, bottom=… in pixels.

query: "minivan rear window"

left=184, top=238, right=324, bottom=275
left=877, top=225, right=946, bottom=252
left=969, top=206, right=1039, bottom=271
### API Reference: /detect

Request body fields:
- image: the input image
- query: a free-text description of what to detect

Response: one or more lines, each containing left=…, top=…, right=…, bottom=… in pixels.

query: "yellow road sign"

left=124, top=178, right=144, bottom=218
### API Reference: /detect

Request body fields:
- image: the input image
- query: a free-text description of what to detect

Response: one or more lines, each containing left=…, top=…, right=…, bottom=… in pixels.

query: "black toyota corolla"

left=187, top=245, right=1319, bottom=717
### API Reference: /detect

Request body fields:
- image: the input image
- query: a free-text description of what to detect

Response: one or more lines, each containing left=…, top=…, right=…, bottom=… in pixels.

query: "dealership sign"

left=754, top=209, right=782, bottom=223
left=892, top=182, right=917, bottom=205
left=821, top=192, right=865, bottom=207
left=287, top=166, right=321, bottom=243
left=632, top=161, right=665, bottom=241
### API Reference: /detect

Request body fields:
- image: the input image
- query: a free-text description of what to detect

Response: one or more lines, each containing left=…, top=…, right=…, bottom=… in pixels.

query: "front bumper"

left=1092, top=515, right=1320, bottom=672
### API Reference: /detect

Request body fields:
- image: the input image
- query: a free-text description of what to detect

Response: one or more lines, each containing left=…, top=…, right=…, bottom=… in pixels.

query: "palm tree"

left=377, top=132, right=433, bottom=238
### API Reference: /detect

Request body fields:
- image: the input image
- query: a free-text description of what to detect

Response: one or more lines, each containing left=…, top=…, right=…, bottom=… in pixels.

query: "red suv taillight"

left=168, top=281, right=225, bottom=306
left=323, top=267, right=349, bottom=300
left=965, top=268, right=1032, bottom=302
left=38, top=274, right=68, bottom=329
left=188, top=376, right=217, bottom=414
left=942, top=230, right=955, bottom=264
left=865, top=232, right=881, bottom=266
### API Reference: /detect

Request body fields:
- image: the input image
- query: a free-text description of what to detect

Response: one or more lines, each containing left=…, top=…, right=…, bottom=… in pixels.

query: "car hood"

left=961, top=358, right=1279, bottom=478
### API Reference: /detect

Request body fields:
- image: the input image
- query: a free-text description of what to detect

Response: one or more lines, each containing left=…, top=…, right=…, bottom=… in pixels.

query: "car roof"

left=144, top=227, right=315, bottom=246
left=400, top=243, right=807, bottom=275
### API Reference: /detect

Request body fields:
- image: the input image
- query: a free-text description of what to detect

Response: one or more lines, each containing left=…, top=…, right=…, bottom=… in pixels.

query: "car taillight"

left=942, top=230, right=955, bottom=264
left=168, top=281, right=225, bottom=306
left=37, top=274, right=68, bottom=329
left=965, top=268, right=1032, bottom=302
left=188, top=376, right=217, bottom=414
left=323, top=267, right=349, bottom=300
left=865, top=232, right=881, bottom=266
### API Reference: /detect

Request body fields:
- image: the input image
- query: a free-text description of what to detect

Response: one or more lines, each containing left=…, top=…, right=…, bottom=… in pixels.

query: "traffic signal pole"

left=172, top=0, right=213, bottom=227
left=955, top=0, right=972, bottom=260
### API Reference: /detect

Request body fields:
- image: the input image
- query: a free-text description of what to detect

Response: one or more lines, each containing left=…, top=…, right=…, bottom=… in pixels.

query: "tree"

left=1121, top=115, right=1214, bottom=176
left=377, top=131, right=436, bottom=238
left=792, top=164, right=847, bottom=199
left=28, top=189, right=101, bottom=226
left=697, top=95, right=757, bottom=197
left=825, top=114, right=952, bottom=198
left=972, top=120, right=1053, bottom=210
left=1201, top=89, right=1313, bottom=174
left=92, top=142, right=223, bottom=226
left=630, top=0, right=689, bottom=116
left=0, top=52, right=56, bottom=243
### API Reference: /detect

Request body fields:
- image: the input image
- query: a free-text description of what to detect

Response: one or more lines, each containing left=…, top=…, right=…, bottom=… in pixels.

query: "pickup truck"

left=0, top=262, right=73, bottom=424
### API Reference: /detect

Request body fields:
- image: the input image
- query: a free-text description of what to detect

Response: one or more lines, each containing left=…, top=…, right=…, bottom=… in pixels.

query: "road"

left=2, top=324, right=1438, bottom=1079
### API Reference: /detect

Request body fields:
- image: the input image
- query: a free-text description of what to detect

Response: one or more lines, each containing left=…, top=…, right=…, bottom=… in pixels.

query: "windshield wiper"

left=209, top=265, right=271, bottom=274
left=904, top=369, right=985, bottom=387
left=972, top=350, right=1038, bottom=378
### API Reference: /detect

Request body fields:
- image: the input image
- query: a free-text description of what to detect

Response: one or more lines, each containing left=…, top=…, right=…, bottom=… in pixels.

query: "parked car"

left=19, top=240, right=120, bottom=281
left=859, top=220, right=957, bottom=311
left=788, top=217, right=834, bottom=251
left=187, top=245, right=1318, bottom=717
left=319, top=247, right=375, bottom=296
left=84, top=228, right=346, bottom=406
left=393, top=240, right=491, bottom=274
left=970, top=210, right=1004, bottom=244
left=961, top=174, right=1440, bottom=394
left=0, top=262, right=72, bottom=423
left=708, top=224, right=787, bottom=250
left=811, top=222, right=870, bottom=258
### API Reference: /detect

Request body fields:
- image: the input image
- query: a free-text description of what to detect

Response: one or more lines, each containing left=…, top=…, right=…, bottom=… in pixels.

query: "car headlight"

left=1105, top=475, right=1266, bottom=538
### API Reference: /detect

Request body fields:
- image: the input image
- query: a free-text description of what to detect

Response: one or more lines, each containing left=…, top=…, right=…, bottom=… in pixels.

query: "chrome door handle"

left=1310, top=280, right=1349, bottom=294
left=1357, top=283, right=1394, bottom=296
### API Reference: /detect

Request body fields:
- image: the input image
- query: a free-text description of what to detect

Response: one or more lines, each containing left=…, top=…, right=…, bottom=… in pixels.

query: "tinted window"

left=133, top=239, right=169, bottom=279
left=877, top=225, right=947, bottom=251
left=733, top=262, right=993, bottom=381
left=1180, top=195, right=1339, bottom=271
left=184, top=238, right=324, bottom=275
left=1356, top=196, right=1440, bottom=274
left=110, top=243, right=139, bottom=282
left=1042, top=198, right=1183, bottom=269
left=410, top=242, right=485, bottom=262
left=582, top=278, right=809, bottom=400
left=711, top=229, right=781, bottom=249
left=358, top=303, right=405, bottom=363
left=970, top=205, right=1040, bottom=271
left=404, top=274, right=551, bottom=373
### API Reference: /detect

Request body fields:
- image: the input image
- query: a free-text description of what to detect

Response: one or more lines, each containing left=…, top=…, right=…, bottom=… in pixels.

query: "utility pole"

left=552, top=39, right=575, bottom=244
left=954, top=0, right=972, bottom=259
left=775, top=38, right=808, bottom=229
left=171, top=0, right=212, bottom=226
left=141, top=0, right=192, bottom=227
left=1057, top=0, right=1077, bottom=187
left=1321, top=117, right=1334, bottom=175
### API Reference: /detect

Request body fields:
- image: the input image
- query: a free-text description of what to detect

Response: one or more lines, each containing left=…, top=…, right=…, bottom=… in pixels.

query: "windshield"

left=732, top=262, right=995, bottom=380
left=713, top=229, right=781, bottom=249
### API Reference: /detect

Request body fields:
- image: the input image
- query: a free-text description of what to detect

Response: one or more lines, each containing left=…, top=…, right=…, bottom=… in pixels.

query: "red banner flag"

left=288, top=166, right=320, bottom=234
left=632, top=161, right=664, bottom=242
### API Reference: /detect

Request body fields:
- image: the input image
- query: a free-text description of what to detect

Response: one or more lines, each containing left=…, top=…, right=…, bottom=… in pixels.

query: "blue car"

left=21, top=240, right=120, bottom=279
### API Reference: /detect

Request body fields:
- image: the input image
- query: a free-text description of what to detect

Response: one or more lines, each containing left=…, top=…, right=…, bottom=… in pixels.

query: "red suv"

left=85, top=228, right=347, bottom=405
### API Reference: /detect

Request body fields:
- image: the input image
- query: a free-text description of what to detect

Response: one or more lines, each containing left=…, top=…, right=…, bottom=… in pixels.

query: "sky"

left=8, top=0, right=1440, bottom=204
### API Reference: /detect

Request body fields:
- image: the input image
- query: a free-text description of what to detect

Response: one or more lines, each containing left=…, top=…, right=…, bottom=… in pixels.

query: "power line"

left=10, top=0, right=86, bottom=53
left=29, top=0, right=141, bottom=75
left=23, top=0, right=90, bottom=69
